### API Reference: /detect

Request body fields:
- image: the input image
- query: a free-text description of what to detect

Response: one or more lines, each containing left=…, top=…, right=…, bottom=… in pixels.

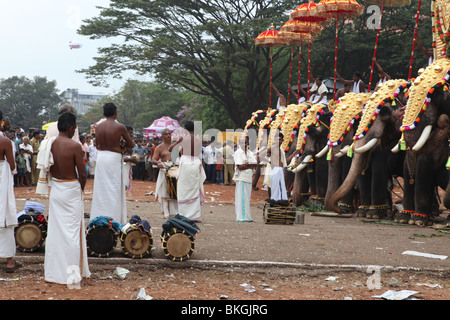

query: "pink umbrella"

left=143, top=116, right=182, bottom=136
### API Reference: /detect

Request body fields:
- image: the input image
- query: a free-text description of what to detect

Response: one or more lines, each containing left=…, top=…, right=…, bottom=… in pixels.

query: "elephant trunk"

left=326, top=151, right=369, bottom=213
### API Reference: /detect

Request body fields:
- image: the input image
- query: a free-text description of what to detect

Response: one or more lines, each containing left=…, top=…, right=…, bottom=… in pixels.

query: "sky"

left=0, top=0, right=141, bottom=96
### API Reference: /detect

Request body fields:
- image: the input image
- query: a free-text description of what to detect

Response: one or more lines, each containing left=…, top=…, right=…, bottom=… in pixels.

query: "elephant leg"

left=314, top=158, right=328, bottom=206
left=307, top=162, right=318, bottom=204
left=356, top=169, right=372, bottom=218
left=410, top=154, right=436, bottom=227
left=369, top=150, right=390, bottom=220
left=338, top=156, right=355, bottom=213
left=293, top=168, right=310, bottom=206
left=394, top=155, right=415, bottom=224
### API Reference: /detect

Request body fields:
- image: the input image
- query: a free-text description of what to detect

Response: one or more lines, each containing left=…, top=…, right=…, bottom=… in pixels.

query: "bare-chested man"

left=44, top=112, right=90, bottom=285
left=169, top=121, right=206, bottom=222
left=90, top=102, right=135, bottom=225
left=152, top=128, right=179, bottom=218
left=0, top=110, right=20, bottom=273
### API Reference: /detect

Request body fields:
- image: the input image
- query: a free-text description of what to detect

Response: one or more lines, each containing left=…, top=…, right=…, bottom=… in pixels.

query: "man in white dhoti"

left=233, top=136, right=257, bottom=222
left=169, top=121, right=206, bottom=222
left=0, top=111, right=20, bottom=273
left=267, top=131, right=288, bottom=201
left=36, top=112, right=90, bottom=285
left=90, top=103, right=135, bottom=225
left=153, top=128, right=179, bottom=218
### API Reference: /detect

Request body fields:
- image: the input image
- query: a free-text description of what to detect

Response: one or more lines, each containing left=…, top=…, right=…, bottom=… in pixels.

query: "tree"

left=0, top=76, right=62, bottom=131
left=79, top=0, right=433, bottom=128
left=78, top=0, right=298, bottom=128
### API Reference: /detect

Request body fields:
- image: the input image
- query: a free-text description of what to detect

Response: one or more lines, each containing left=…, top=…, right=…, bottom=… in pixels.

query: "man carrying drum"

left=152, top=128, right=179, bottom=218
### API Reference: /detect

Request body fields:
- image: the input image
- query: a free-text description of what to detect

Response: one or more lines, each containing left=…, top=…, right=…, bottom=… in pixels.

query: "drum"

left=86, top=225, right=119, bottom=257
left=165, top=166, right=179, bottom=199
left=15, top=213, right=47, bottom=253
left=120, top=224, right=153, bottom=259
left=161, top=228, right=195, bottom=262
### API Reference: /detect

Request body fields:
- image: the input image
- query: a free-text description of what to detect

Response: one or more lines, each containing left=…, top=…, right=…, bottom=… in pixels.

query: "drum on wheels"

left=86, top=225, right=119, bottom=257
left=120, top=224, right=153, bottom=259
left=161, top=228, right=195, bottom=262
left=165, top=166, right=178, bottom=200
left=15, top=213, right=47, bottom=253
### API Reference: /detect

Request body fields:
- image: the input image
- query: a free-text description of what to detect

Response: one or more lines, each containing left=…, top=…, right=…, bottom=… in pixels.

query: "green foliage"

left=0, top=76, right=62, bottom=132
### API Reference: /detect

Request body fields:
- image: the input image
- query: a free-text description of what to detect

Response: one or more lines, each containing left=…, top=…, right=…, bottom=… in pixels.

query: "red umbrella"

left=278, top=23, right=315, bottom=104
left=290, top=1, right=331, bottom=100
left=315, top=0, right=364, bottom=100
left=254, top=24, right=290, bottom=111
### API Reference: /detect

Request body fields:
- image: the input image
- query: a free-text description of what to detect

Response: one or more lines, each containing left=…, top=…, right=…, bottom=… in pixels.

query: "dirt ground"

left=2, top=177, right=450, bottom=304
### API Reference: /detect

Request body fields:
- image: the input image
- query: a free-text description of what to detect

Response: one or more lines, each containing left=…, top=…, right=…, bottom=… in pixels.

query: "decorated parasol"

left=364, top=0, right=411, bottom=91
left=254, top=24, right=290, bottom=111
left=290, top=1, right=330, bottom=100
left=315, top=0, right=365, bottom=100
left=279, top=22, right=315, bottom=104
left=143, top=116, right=181, bottom=137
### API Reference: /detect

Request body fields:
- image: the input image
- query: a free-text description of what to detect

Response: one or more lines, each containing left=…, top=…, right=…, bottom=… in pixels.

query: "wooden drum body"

left=120, top=224, right=153, bottom=259
left=15, top=214, right=48, bottom=253
left=165, top=166, right=178, bottom=200
left=161, top=228, right=195, bottom=262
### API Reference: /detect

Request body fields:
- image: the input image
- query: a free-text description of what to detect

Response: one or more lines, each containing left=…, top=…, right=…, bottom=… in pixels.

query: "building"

left=61, top=88, right=107, bottom=115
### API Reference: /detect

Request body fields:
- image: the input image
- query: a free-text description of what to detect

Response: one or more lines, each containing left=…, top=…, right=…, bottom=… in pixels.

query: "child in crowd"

left=16, top=148, right=27, bottom=187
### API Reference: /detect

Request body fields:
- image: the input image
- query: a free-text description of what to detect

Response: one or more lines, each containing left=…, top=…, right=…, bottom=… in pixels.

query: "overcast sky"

left=0, top=0, right=140, bottom=95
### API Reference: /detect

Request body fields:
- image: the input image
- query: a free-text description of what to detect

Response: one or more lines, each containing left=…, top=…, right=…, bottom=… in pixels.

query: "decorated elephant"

left=288, top=103, right=331, bottom=206
left=322, top=92, right=371, bottom=213
left=390, top=58, right=450, bottom=226
left=326, top=79, right=408, bottom=219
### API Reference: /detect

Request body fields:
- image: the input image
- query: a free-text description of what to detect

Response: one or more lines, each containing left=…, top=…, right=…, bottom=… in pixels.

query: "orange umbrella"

left=316, top=0, right=364, bottom=100
left=254, top=24, right=290, bottom=111
left=277, top=29, right=313, bottom=104
left=289, top=0, right=331, bottom=100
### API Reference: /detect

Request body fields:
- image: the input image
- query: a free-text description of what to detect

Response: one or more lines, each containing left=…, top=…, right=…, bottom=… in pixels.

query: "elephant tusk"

left=315, top=145, right=329, bottom=158
left=391, top=143, right=400, bottom=153
left=335, top=146, right=349, bottom=158
left=412, top=125, right=433, bottom=152
left=354, top=138, right=378, bottom=154
left=292, top=155, right=312, bottom=173
left=287, top=157, right=296, bottom=171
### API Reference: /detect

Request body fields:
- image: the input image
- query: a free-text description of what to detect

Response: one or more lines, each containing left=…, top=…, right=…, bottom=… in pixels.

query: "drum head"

left=162, top=229, right=195, bottom=262
left=86, top=225, right=117, bottom=257
left=120, top=229, right=153, bottom=259
left=15, top=222, right=45, bottom=252
left=167, top=166, right=178, bottom=178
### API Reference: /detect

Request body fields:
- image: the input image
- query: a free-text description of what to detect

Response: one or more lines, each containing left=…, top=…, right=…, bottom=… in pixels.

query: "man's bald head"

left=58, top=104, right=74, bottom=115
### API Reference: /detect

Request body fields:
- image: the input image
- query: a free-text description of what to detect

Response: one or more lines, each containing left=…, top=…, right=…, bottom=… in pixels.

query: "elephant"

left=288, top=103, right=332, bottom=207
left=322, top=92, right=371, bottom=213
left=391, top=58, right=450, bottom=226
left=326, top=79, right=408, bottom=219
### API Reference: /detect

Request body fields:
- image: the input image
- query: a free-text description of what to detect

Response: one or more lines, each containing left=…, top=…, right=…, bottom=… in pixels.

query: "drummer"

left=152, top=128, right=179, bottom=218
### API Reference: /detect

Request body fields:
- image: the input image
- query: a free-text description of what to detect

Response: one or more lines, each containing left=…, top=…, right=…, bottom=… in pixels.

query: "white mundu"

left=90, top=150, right=127, bottom=225
left=155, top=162, right=179, bottom=218
left=233, top=147, right=257, bottom=222
left=44, top=179, right=90, bottom=284
left=0, top=160, right=17, bottom=259
left=177, top=155, right=206, bottom=222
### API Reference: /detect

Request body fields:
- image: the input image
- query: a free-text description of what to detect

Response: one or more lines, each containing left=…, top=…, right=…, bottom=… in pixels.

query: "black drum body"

left=86, top=225, right=119, bottom=257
